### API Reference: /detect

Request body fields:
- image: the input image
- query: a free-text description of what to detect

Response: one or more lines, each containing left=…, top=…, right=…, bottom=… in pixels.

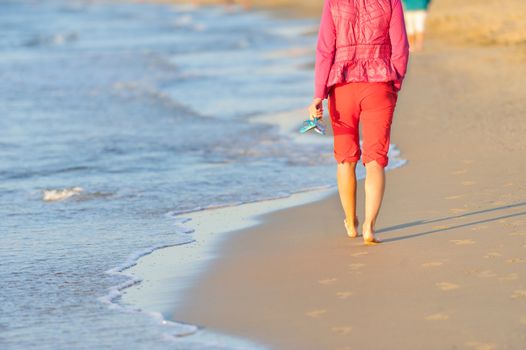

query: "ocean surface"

left=0, top=1, right=404, bottom=349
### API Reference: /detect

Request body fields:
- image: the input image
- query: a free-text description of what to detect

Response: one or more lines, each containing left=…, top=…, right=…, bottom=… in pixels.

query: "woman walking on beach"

left=309, top=0, right=409, bottom=244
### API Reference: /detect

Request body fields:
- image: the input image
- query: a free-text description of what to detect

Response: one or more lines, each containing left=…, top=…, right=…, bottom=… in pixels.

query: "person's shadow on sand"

left=378, top=201, right=526, bottom=242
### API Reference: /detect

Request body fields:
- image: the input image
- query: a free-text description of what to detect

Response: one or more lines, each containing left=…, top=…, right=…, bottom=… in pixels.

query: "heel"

left=344, top=219, right=359, bottom=238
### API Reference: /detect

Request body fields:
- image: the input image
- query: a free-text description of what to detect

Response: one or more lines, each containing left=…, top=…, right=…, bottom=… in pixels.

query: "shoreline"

left=120, top=104, right=407, bottom=345
left=122, top=187, right=335, bottom=330
left=133, top=0, right=323, bottom=17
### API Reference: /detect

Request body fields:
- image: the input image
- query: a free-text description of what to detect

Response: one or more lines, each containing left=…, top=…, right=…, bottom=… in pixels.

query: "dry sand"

left=427, top=0, right=526, bottom=47
left=127, top=1, right=526, bottom=349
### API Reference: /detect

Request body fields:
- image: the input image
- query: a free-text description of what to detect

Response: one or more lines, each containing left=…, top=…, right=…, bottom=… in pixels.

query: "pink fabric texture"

left=314, top=0, right=410, bottom=99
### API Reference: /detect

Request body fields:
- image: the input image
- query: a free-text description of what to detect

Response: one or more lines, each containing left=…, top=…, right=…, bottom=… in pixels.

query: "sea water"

left=0, top=1, right=404, bottom=349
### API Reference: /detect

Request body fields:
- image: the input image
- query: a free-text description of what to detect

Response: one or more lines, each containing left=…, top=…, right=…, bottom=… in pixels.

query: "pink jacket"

left=314, top=0, right=410, bottom=99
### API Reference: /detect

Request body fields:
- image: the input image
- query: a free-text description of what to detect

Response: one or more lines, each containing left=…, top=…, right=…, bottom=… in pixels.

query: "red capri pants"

left=328, top=81, right=398, bottom=167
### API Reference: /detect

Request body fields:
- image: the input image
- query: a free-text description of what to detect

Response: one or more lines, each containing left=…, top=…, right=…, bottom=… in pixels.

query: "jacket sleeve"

left=389, top=0, right=410, bottom=91
left=314, top=0, right=336, bottom=100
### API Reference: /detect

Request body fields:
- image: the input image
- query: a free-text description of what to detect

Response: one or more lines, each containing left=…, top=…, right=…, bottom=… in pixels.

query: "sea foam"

left=42, top=187, right=83, bottom=202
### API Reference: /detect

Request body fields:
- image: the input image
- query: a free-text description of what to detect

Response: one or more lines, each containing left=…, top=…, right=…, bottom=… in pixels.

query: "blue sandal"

left=299, top=117, right=326, bottom=135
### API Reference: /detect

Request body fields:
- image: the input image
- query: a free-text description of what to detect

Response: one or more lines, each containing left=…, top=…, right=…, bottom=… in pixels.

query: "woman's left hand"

left=308, top=98, right=323, bottom=120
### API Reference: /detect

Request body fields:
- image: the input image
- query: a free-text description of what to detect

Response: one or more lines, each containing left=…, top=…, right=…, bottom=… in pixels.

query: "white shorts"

left=404, top=10, right=427, bottom=35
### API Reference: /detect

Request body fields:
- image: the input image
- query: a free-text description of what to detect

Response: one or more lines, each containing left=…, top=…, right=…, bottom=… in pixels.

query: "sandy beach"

left=126, top=1, right=526, bottom=349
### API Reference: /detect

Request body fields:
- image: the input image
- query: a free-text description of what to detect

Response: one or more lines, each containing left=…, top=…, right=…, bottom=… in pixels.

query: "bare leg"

left=363, top=161, right=385, bottom=243
left=337, top=161, right=359, bottom=238
left=408, top=34, right=416, bottom=52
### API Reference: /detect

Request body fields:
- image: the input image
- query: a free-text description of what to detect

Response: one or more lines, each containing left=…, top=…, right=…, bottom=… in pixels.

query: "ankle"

left=346, top=216, right=358, bottom=226
left=362, top=222, right=374, bottom=232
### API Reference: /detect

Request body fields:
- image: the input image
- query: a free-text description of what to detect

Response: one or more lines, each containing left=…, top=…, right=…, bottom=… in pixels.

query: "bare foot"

left=362, top=223, right=381, bottom=245
left=344, top=218, right=359, bottom=238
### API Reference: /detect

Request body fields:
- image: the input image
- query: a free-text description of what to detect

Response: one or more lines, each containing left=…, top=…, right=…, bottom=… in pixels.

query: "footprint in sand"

left=451, top=169, right=468, bottom=175
left=425, top=313, right=449, bottom=321
left=511, top=290, right=526, bottom=300
left=331, top=326, right=352, bottom=335
left=336, top=291, right=353, bottom=299
left=450, top=239, right=475, bottom=245
left=306, top=309, right=327, bottom=318
left=319, top=278, right=337, bottom=285
left=348, top=263, right=365, bottom=270
left=462, top=181, right=476, bottom=186
left=476, top=270, right=497, bottom=278
left=501, top=221, right=520, bottom=227
left=350, top=251, right=368, bottom=257
left=445, top=195, right=463, bottom=200
left=464, top=269, right=496, bottom=278
left=484, top=252, right=502, bottom=258
left=421, top=261, right=444, bottom=267
left=436, top=282, right=460, bottom=291
left=465, top=341, right=497, bottom=350
left=499, top=273, right=518, bottom=281
left=506, top=258, right=525, bottom=264
left=450, top=208, right=469, bottom=214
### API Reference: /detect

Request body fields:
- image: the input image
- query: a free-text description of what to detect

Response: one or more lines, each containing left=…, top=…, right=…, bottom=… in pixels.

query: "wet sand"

left=129, top=1, right=526, bottom=349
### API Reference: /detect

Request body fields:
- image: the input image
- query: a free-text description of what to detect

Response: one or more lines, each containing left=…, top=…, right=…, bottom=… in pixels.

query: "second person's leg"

left=405, top=12, right=416, bottom=51
left=414, top=11, right=428, bottom=51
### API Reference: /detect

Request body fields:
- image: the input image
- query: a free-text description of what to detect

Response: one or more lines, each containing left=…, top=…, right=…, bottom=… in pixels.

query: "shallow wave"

left=42, top=187, right=83, bottom=202
left=99, top=239, right=201, bottom=339
left=42, top=187, right=114, bottom=202
left=99, top=214, right=266, bottom=348
left=25, top=32, right=78, bottom=47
